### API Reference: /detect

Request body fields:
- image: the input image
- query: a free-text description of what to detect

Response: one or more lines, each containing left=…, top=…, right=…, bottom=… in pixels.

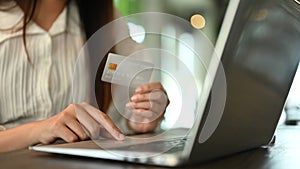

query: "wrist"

left=26, top=121, right=43, bottom=145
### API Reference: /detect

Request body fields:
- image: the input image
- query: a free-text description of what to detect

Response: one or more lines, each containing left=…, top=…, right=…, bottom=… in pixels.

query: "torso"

left=0, top=0, right=84, bottom=129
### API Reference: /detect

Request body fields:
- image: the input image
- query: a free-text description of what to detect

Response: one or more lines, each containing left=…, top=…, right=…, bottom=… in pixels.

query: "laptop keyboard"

left=111, top=138, right=187, bottom=153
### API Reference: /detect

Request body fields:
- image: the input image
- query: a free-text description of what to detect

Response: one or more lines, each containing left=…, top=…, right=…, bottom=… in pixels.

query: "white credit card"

left=101, top=53, right=154, bottom=87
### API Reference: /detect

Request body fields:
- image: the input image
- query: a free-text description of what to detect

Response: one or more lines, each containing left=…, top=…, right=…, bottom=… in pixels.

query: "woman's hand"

left=34, top=103, right=125, bottom=144
left=125, top=82, right=169, bottom=133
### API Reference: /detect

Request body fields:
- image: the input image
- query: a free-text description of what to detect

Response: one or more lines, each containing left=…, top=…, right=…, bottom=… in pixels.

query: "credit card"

left=101, top=53, right=154, bottom=87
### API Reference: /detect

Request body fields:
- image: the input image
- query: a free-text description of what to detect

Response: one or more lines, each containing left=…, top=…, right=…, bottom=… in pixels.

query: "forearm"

left=0, top=122, right=40, bottom=152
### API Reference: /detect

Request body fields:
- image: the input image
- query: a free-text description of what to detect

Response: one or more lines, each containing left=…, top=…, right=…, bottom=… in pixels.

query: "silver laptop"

left=30, top=0, right=300, bottom=167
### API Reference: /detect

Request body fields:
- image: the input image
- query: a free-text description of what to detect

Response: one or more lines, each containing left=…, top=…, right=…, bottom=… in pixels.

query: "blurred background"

left=114, top=0, right=229, bottom=129
left=113, top=0, right=300, bottom=128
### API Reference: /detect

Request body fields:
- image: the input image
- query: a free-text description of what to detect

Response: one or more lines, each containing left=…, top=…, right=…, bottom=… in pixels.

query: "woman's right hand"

left=34, top=103, right=125, bottom=144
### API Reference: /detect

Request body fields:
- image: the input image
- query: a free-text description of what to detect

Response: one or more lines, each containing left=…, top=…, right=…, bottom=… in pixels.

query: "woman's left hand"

left=125, top=82, right=169, bottom=133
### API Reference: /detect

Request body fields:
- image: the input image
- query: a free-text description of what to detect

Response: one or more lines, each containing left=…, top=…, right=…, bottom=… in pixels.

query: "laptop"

left=30, top=0, right=300, bottom=167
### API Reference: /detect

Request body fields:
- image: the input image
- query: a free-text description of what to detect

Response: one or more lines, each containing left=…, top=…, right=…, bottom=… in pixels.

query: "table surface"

left=1, top=124, right=300, bottom=169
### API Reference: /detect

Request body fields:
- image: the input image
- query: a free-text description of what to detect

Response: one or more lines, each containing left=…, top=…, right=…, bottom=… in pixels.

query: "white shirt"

left=0, top=1, right=84, bottom=129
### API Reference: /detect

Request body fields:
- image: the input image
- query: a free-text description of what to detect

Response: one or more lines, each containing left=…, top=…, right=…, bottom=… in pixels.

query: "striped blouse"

left=0, top=1, right=84, bottom=129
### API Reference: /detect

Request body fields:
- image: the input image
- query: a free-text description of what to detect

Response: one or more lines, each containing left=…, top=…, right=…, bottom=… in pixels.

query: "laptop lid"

left=187, top=0, right=300, bottom=164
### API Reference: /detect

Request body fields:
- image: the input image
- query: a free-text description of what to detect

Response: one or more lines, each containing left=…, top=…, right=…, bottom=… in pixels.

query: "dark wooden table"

left=1, top=125, right=299, bottom=169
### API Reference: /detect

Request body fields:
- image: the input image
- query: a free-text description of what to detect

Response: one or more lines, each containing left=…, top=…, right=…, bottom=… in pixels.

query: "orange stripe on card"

left=109, top=63, right=117, bottom=70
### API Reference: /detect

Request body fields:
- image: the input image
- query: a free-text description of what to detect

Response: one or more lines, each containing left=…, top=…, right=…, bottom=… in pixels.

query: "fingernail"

left=118, top=133, right=125, bottom=140
left=135, top=87, right=142, bottom=93
left=125, top=102, right=131, bottom=108
left=131, top=95, right=137, bottom=101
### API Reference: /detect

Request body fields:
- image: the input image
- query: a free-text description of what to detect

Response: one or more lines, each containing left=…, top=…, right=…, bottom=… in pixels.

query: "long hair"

left=0, top=0, right=37, bottom=63
left=75, top=0, right=114, bottom=111
left=75, top=0, right=113, bottom=39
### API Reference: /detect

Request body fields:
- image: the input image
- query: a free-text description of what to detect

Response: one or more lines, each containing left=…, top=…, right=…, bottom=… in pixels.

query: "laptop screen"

left=218, top=0, right=300, bottom=135
left=194, top=0, right=300, bottom=152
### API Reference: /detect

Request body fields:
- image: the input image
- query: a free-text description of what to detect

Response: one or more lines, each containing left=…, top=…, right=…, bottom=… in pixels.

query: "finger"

left=80, top=103, right=125, bottom=140
left=133, top=109, right=165, bottom=122
left=149, top=90, right=168, bottom=104
left=126, top=101, right=165, bottom=118
left=65, top=117, right=89, bottom=141
left=131, top=93, right=150, bottom=102
left=75, top=104, right=101, bottom=139
left=99, top=127, right=114, bottom=139
left=80, top=124, right=91, bottom=139
left=131, top=90, right=168, bottom=104
left=126, top=102, right=151, bottom=110
left=147, top=101, right=166, bottom=117
left=56, top=125, right=79, bottom=143
left=135, top=82, right=163, bottom=94
left=128, top=112, right=151, bottom=123
left=128, top=109, right=154, bottom=118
